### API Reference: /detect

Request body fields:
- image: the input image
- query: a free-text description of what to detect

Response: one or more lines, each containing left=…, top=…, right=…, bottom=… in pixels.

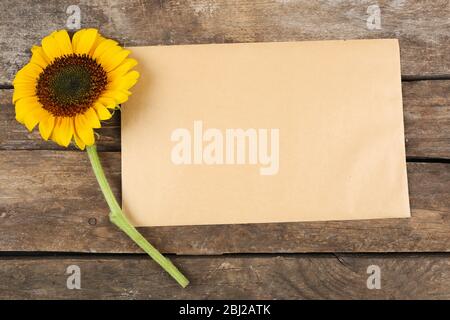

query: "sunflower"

left=13, top=28, right=139, bottom=149
left=12, top=28, right=189, bottom=287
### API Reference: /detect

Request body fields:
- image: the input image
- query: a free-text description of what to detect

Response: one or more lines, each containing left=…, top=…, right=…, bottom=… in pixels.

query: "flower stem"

left=86, top=144, right=189, bottom=288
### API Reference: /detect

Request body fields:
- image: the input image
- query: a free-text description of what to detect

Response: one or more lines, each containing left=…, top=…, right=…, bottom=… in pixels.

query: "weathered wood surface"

left=1, top=253, right=450, bottom=299
left=1, top=0, right=450, bottom=85
left=2, top=80, right=449, bottom=157
left=0, top=150, right=448, bottom=254
left=1, top=0, right=449, bottom=300
left=403, top=80, right=450, bottom=159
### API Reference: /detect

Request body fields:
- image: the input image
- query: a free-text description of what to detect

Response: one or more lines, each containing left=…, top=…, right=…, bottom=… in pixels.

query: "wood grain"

left=403, top=80, right=450, bottom=158
left=1, top=253, right=450, bottom=299
left=2, top=80, right=449, bottom=157
left=0, top=150, right=448, bottom=254
left=1, top=0, right=449, bottom=300
left=1, top=0, right=449, bottom=85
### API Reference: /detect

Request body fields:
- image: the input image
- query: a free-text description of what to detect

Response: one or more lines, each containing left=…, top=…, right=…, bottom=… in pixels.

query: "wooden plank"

left=1, top=253, right=450, bottom=299
left=1, top=0, right=449, bottom=85
left=0, top=150, right=448, bottom=254
left=403, top=80, right=450, bottom=158
left=2, top=80, right=449, bottom=157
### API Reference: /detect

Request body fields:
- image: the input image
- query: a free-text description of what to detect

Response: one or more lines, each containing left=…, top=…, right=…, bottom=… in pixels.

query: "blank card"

left=121, top=39, right=410, bottom=226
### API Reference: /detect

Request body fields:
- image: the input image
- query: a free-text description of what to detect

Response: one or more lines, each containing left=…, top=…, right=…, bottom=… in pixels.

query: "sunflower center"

left=36, top=54, right=107, bottom=117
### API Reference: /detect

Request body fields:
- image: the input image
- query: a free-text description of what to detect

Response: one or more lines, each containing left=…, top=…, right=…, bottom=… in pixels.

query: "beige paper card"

left=122, top=39, right=410, bottom=227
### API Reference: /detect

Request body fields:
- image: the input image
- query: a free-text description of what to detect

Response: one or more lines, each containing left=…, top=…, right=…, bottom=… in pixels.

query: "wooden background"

left=0, top=0, right=449, bottom=299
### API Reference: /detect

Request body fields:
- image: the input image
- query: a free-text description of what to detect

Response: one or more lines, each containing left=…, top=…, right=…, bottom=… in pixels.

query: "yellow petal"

left=100, top=90, right=130, bottom=104
left=52, top=117, right=74, bottom=147
left=108, top=58, right=138, bottom=82
left=39, top=112, right=55, bottom=140
left=41, top=31, right=62, bottom=61
left=75, top=114, right=95, bottom=146
left=98, top=47, right=130, bottom=72
left=53, top=30, right=73, bottom=55
left=73, top=28, right=98, bottom=55
left=98, top=96, right=117, bottom=109
left=93, top=102, right=112, bottom=120
left=107, top=70, right=140, bottom=91
left=96, top=45, right=121, bottom=68
left=13, top=63, right=42, bottom=85
left=13, top=83, right=36, bottom=103
left=84, top=107, right=101, bottom=128
left=50, top=117, right=62, bottom=145
left=15, top=96, right=41, bottom=123
left=24, top=106, right=47, bottom=132
left=71, top=29, right=85, bottom=52
left=74, top=131, right=86, bottom=150
left=92, top=39, right=118, bottom=60
left=30, top=46, right=50, bottom=69
left=89, top=35, right=106, bottom=56
left=61, top=117, right=75, bottom=147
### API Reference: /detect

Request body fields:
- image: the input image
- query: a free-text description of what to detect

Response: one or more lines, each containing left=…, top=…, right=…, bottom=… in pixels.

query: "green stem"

left=86, top=144, right=189, bottom=288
